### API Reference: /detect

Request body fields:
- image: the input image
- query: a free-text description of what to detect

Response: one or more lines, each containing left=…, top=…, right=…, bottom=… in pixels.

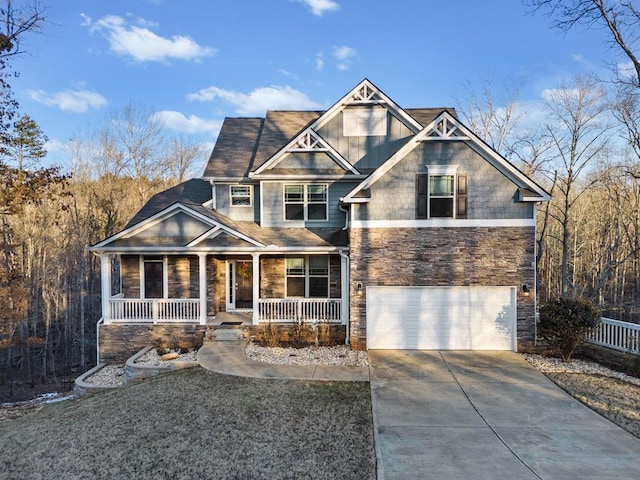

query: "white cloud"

left=332, top=45, right=357, bottom=70
left=153, top=111, right=222, bottom=135
left=316, top=52, right=324, bottom=70
left=187, top=85, right=321, bottom=115
left=295, top=0, right=340, bottom=16
left=28, top=89, right=108, bottom=113
left=88, top=15, right=215, bottom=63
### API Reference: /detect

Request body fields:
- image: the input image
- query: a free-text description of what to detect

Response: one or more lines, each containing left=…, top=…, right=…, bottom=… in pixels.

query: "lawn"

left=0, top=368, right=376, bottom=480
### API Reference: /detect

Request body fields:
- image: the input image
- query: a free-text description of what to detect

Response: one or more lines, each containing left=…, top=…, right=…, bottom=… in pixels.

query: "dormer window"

left=343, top=107, right=387, bottom=136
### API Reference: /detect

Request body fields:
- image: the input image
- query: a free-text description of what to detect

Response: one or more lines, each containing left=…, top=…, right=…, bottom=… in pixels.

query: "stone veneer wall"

left=261, top=257, right=285, bottom=298
left=348, top=227, right=536, bottom=351
left=167, top=256, right=198, bottom=298
left=99, top=324, right=206, bottom=363
left=121, top=255, right=140, bottom=297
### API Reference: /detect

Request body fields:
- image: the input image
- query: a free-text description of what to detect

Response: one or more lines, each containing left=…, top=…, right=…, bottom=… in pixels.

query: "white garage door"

left=366, top=286, right=516, bottom=350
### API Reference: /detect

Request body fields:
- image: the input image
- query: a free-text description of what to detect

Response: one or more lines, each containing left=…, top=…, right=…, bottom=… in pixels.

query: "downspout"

left=339, top=201, right=351, bottom=345
left=339, top=202, right=350, bottom=230
left=96, top=317, right=104, bottom=366
left=339, top=250, right=350, bottom=345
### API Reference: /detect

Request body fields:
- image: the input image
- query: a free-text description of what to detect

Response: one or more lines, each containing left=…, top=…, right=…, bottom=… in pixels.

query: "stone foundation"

left=99, top=323, right=206, bottom=363
left=245, top=324, right=347, bottom=347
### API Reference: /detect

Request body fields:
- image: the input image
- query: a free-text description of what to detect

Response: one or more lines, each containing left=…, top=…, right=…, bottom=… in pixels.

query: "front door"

left=226, top=260, right=253, bottom=311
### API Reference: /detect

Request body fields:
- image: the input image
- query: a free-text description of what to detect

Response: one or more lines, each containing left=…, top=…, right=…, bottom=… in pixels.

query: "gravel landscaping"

left=246, top=343, right=369, bottom=366
left=0, top=368, right=375, bottom=480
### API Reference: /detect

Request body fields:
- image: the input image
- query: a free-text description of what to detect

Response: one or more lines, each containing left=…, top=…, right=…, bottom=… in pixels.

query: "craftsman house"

left=89, top=79, right=550, bottom=361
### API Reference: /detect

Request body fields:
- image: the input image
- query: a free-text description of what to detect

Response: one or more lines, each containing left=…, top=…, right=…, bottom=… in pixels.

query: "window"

left=284, top=184, right=328, bottom=221
left=429, top=175, right=455, bottom=217
left=230, top=185, right=252, bottom=206
left=286, top=256, right=329, bottom=298
left=343, top=107, right=387, bottom=136
left=416, top=170, right=467, bottom=219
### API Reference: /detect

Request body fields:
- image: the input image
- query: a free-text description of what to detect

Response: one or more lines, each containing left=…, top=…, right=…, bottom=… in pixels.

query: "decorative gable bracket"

left=288, top=130, right=327, bottom=152
left=348, top=82, right=384, bottom=105
left=423, top=116, right=470, bottom=141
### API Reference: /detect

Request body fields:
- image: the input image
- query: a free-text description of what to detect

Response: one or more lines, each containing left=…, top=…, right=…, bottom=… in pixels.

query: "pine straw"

left=0, top=368, right=375, bottom=480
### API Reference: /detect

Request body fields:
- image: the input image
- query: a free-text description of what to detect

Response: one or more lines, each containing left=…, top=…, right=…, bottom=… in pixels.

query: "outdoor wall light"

left=522, top=284, right=530, bottom=296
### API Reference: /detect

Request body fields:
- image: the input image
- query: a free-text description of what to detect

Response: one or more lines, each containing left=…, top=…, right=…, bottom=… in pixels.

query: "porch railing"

left=587, top=317, right=640, bottom=354
left=258, top=298, right=342, bottom=323
left=109, top=298, right=201, bottom=323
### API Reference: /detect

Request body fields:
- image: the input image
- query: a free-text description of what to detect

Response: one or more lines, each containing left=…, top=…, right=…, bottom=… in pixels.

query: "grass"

left=0, top=368, right=375, bottom=480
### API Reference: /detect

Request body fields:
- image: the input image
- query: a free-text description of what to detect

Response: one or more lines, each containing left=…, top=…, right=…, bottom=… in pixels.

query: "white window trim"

left=343, top=107, right=388, bottom=137
left=426, top=165, right=459, bottom=219
left=285, top=255, right=330, bottom=298
left=140, top=256, right=168, bottom=299
left=283, top=183, right=329, bottom=222
left=229, top=184, right=253, bottom=207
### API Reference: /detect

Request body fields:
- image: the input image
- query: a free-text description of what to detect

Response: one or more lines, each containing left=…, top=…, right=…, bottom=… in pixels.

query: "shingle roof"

left=405, top=108, right=458, bottom=127
left=125, top=179, right=211, bottom=228
left=202, top=108, right=458, bottom=180
left=202, top=117, right=264, bottom=178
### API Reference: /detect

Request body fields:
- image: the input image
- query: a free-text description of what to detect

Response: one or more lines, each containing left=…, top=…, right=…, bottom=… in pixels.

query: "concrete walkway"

left=197, top=341, right=370, bottom=381
left=369, top=350, right=640, bottom=480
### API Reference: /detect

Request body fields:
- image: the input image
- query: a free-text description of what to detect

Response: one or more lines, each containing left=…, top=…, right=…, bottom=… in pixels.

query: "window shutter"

left=457, top=174, right=468, bottom=219
left=416, top=174, right=428, bottom=219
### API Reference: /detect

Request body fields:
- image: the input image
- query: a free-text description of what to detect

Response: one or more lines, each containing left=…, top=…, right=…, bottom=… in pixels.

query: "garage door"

left=366, top=286, right=516, bottom=350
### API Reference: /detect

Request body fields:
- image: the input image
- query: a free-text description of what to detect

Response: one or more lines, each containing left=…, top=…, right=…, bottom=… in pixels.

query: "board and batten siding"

left=316, top=110, right=414, bottom=171
left=355, top=141, right=533, bottom=222
left=214, top=183, right=260, bottom=222
left=261, top=181, right=356, bottom=228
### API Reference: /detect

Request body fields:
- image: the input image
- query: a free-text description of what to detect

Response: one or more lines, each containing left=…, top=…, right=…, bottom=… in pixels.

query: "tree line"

left=3, top=1, right=640, bottom=391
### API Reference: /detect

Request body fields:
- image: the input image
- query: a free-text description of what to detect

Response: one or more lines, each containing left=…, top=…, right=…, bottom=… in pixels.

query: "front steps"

left=204, top=325, right=246, bottom=343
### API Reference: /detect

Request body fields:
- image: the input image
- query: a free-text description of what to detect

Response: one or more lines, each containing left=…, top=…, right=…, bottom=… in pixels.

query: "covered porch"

left=98, top=252, right=349, bottom=327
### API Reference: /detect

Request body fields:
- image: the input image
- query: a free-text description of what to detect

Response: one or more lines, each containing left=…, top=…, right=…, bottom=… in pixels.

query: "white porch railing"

left=258, top=298, right=342, bottom=323
left=109, top=298, right=201, bottom=323
left=587, top=317, right=640, bottom=354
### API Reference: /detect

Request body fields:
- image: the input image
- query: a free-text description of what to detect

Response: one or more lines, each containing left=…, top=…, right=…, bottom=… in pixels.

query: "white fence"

left=109, top=298, right=201, bottom=323
left=258, top=298, right=342, bottom=323
left=587, top=317, right=640, bottom=354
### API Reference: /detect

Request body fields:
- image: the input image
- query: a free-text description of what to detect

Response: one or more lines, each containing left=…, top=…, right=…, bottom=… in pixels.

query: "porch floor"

left=209, top=311, right=253, bottom=326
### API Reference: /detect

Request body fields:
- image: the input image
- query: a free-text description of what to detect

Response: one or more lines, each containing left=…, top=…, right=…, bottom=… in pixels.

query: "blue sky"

left=9, top=0, right=615, bottom=168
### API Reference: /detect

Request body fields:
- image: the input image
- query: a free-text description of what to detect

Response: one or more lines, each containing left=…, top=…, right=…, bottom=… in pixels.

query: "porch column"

left=252, top=253, right=260, bottom=325
left=198, top=253, right=207, bottom=325
left=100, top=253, right=111, bottom=324
left=339, top=251, right=350, bottom=343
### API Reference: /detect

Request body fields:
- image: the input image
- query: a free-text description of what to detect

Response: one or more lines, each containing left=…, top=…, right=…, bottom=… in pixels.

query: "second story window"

left=416, top=168, right=467, bottom=219
left=230, top=185, right=252, bottom=206
left=284, top=184, right=328, bottom=221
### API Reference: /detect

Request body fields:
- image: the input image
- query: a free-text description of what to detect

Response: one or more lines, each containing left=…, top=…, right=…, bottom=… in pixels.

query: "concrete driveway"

left=369, top=350, right=640, bottom=480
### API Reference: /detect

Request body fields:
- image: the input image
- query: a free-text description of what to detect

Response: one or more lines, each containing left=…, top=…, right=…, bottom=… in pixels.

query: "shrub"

left=539, top=297, right=600, bottom=362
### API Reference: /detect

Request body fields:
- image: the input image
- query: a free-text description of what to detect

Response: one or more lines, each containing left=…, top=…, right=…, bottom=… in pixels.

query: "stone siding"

left=261, top=256, right=285, bottom=298
left=348, top=227, right=536, bottom=351
left=167, top=256, right=198, bottom=298
left=121, top=255, right=140, bottom=297
left=246, top=324, right=346, bottom=346
left=99, top=323, right=206, bottom=363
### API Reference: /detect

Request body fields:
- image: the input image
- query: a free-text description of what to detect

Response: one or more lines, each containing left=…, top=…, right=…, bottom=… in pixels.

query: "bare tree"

left=527, top=0, right=640, bottom=86
left=163, top=134, right=205, bottom=182
left=542, top=74, right=611, bottom=297
left=0, top=0, right=45, bottom=58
